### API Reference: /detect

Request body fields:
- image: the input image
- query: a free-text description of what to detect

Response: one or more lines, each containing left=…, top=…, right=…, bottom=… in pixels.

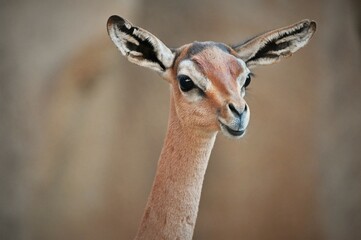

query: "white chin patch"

left=220, top=124, right=247, bottom=139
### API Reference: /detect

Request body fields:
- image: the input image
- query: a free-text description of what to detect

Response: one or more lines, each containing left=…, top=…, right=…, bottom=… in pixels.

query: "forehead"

left=176, top=42, right=246, bottom=81
left=185, top=41, right=230, bottom=58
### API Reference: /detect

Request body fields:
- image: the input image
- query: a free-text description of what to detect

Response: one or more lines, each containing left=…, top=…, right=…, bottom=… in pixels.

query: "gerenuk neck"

left=135, top=91, right=217, bottom=240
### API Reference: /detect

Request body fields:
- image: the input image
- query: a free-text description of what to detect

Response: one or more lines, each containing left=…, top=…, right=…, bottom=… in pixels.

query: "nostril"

left=228, top=103, right=242, bottom=116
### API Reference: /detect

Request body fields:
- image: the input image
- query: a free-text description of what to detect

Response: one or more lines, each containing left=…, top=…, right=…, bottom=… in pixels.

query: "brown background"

left=0, top=0, right=360, bottom=239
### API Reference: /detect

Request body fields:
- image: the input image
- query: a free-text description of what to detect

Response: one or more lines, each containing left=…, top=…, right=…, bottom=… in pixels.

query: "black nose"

left=228, top=103, right=246, bottom=117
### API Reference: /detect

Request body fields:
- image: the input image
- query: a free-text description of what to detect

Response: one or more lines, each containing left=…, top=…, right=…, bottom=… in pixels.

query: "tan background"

left=0, top=0, right=360, bottom=239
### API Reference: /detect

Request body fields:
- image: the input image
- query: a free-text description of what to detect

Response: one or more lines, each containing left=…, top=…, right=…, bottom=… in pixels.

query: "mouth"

left=219, top=121, right=246, bottom=138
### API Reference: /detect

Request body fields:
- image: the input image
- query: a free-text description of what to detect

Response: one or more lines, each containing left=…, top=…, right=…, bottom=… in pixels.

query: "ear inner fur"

left=232, top=20, right=316, bottom=66
left=246, top=22, right=311, bottom=63
left=107, top=15, right=174, bottom=72
left=117, top=23, right=166, bottom=71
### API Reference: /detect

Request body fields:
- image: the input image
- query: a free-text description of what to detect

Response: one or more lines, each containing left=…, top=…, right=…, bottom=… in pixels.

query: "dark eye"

left=244, top=74, right=252, bottom=88
left=178, top=75, right=195, bottom=92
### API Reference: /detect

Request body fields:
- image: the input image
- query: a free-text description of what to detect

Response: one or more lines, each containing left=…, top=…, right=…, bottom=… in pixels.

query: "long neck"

left=135, top=92, right=217, bottom=240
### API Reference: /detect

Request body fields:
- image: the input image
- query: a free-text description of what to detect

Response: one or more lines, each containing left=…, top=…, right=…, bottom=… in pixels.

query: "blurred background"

left=0, top=0, right=360, bottom=239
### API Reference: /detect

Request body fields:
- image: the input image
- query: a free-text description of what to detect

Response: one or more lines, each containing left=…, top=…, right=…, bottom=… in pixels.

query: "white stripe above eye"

left=236, top=59, right=251, bottom=85
left=177, top=60, right=210, bottom=92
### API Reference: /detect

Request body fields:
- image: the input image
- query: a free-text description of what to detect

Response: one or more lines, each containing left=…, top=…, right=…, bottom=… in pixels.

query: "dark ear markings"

left=246, top=23, right=309, bottom=63
left=108, top=15, right=167, bottom=71
left=118, top=23, right=166, bottom=71
left=232, top=20, right=316, bottom=66
left=246, top=40, right=291, bottom=62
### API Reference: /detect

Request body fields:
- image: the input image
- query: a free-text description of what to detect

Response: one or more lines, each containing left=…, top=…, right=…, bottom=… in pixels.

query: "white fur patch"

left=178, top=60, right=210, bottom=91
left=177, top=60, right=210, bottom=101
left=236, top=59, right=251, bottom=86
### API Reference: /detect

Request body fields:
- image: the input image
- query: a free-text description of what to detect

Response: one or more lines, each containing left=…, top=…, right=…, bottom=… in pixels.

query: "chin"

left=220, top=124, right=247, bottom=139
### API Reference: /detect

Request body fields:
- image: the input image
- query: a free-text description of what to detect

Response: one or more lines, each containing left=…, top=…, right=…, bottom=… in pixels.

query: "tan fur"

left=192, top=47, right=245, bottom=112
left=135, top=46, right=249, bottom=240
left=106, top=16, right=316, bottom=239
left=135, top=95, right=216, bottom=240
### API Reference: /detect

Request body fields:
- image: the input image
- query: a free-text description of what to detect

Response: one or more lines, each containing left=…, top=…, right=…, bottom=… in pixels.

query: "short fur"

left=107, top=15, right=316, bottom=240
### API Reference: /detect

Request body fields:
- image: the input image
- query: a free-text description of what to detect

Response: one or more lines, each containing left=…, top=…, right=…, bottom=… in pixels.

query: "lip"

left=224, top=125, right=246, bottom=136
left=219, top=121, right=246, bottom=137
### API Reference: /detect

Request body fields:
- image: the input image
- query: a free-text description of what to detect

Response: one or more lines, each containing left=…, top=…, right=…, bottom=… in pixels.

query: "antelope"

left=107, top=15, right=316, bottom=240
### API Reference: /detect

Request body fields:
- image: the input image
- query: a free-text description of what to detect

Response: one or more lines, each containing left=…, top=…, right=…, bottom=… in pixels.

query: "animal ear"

left=232, top=20, right=316, bottom=68
left=107, top=15, right=175, bottom=72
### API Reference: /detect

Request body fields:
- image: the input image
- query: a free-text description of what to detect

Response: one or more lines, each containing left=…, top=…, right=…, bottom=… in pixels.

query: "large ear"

left=232, top=20, right=316, bottom=68
left=107, top=15, right=175, bottom=72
